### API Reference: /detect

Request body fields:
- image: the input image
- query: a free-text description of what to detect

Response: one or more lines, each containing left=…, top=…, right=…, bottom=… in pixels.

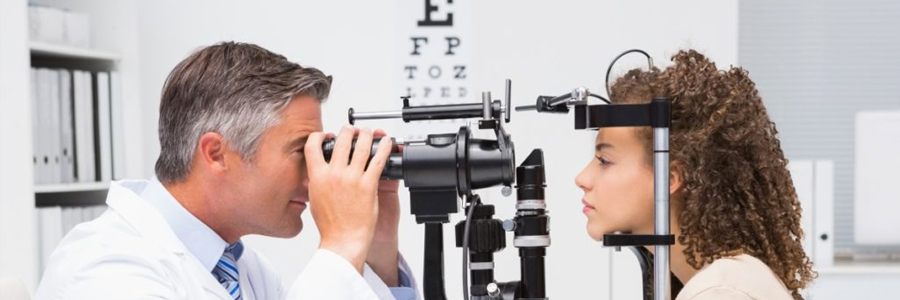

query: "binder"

left=110, top=72, right=126, bottom=180
left=48, top=69, right=61, bottom=184
left=73, top=70, right=95, bottom=182
left=31, top=68, right=40, bottom=184
left=814, top=161, right=834, bottom=268
left=97, top=72, right=112, bottom=182
left=86, top=72, right=96, bottom=182
left=37, top=206, right=63, bottom=277
left=59, top=70, right=75, bottom=183
left=788, top=160, right=814, bottom=259
left=73, top=70, right=85, bottom=182
left=37, top=68, right=52, bottom=184
left=60, top=206, right=76, bottom=237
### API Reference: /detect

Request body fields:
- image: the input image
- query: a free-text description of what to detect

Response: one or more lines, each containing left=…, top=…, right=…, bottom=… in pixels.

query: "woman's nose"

left=575, top=165, right=592, bottom=191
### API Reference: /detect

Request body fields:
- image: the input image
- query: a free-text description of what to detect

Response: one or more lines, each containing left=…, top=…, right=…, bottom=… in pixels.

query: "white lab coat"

left=34, top=180, right=417, bottom=300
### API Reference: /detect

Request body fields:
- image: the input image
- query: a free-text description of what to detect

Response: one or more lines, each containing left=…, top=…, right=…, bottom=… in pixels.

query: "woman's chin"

left=586, top=226, right=605, bottom=241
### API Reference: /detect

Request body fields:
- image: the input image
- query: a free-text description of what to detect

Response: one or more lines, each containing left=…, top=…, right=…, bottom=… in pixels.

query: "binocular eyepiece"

left=320, top=129, right=515, bottom=194
left=321, top=137, right=403, bottom=179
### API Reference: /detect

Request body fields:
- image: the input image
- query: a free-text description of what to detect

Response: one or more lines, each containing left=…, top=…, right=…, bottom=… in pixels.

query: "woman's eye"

left=595, top=155, right=611, bottom=165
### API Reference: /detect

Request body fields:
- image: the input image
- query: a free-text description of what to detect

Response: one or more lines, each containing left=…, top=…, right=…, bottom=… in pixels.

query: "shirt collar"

left=142, top=177, right=230, bottom=272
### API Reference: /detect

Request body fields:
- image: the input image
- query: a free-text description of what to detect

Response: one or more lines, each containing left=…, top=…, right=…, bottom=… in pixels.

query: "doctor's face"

left=575, top=127, right=655, bottom=241
left=223, top=95, right=322, bottom=238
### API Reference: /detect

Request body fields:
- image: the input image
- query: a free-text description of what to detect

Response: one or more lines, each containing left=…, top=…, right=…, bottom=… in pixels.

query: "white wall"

left=136, top=1, right=737, bottom=299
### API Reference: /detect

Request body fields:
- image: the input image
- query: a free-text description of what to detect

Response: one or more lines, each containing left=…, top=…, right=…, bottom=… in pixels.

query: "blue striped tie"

left=212, top=241, right=244, bottom=300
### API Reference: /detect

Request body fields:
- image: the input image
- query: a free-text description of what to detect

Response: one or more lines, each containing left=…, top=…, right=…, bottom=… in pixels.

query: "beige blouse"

left=676, top=254, right=794, bottom=300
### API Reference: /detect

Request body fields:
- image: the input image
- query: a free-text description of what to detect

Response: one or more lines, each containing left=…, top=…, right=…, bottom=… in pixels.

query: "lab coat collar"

left=105, top=180, right=186, bottom=254
left=105, top=180, right=237, bottom=300
left=141, top=178, right=230, bottom=272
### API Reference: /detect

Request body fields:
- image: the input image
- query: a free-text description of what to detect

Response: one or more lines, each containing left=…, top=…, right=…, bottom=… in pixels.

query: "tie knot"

left=223, top=241, right=244, bottom=262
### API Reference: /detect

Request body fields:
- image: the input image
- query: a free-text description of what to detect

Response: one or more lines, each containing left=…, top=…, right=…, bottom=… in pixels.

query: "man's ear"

left=197, top=132, right=228, bottom=175
left=669, top=161, right=685, bottom=196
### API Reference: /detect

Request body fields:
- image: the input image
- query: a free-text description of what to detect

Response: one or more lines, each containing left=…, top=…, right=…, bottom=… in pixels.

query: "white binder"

left=97, top=72, right=112, bottom=182
left=31, top=68, right=40, bottom=184
left=84, top=72, right=96, bottom=182
left=73, top=70, right=95, bottom=183
left=814, top=161, right=834, bottom=268
left=37, top=68, right=52, bottom=184
left=788, top=160, right=814, bottom=259
left=110, top=72, right=126, bottom=180
left=788, top=159, right=835, bottom=268
left=73, top=70, right=86, bottom=182
left=59, top=70, right=75, bottom=183
left=36, top=206, right=63, bottom=277
left=48, top=69, right=61, bottom=184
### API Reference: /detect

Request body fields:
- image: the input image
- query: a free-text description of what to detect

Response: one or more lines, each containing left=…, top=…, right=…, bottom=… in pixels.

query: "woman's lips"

left=290, top=197, right=309, bottom=206
left=582, top=199, right=595, bottom=214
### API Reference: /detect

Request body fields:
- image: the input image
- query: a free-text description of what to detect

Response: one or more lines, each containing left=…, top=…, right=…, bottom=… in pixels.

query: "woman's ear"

left=669, top=161, right=684, bottom=195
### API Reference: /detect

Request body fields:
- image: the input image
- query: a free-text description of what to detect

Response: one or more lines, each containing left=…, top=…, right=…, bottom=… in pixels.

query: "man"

left=35, top=42, right=419, bottom=300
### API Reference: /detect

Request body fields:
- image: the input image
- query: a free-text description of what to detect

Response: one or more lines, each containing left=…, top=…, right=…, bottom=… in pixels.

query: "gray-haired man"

left=35, top=42, right=419, bottom=300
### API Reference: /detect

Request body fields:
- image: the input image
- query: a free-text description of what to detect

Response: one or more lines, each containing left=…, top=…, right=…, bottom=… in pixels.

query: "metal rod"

left=547, top=93, right=571, bottom=107
left=504, top=79, right=512, bottom=122
left=403, top=103, right=484, bottom=121
left=351, top=110, right=404, bottom=121
left=653, top=127, right=671, bottom=300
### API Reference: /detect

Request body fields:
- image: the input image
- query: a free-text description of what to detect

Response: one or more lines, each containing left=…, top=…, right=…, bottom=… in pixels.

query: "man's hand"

left=366, top=130, right=402, bottom=286
left=305, top=125, right=393, bottom=274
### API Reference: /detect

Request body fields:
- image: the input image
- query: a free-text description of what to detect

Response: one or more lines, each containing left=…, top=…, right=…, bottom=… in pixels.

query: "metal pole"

left=653, top=127, right=670, bottom=300
left=351, top=110, right=404, bottom=121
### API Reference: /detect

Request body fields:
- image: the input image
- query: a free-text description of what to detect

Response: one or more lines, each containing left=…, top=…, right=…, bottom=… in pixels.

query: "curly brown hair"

left=609, top=50, right=816, bottom=299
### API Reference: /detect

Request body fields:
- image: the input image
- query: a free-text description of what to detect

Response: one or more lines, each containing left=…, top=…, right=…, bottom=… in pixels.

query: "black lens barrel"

left=321, top=137, right=403, bottom=179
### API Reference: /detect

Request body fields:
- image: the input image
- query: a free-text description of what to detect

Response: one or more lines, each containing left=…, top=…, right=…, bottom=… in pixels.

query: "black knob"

left=455, top=218, right=506, bottom=253
left=820, top=233, right=828, bottom=241
left=455, top=205, right=506, bottom=253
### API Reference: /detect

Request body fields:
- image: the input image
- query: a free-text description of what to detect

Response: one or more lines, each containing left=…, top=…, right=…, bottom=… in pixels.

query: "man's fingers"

left=305, top=132, right=328, bottom=171
left=331, top=125, right=357, bottom=167
left=350, top=128, right=374, bottom=172
left=372, top=128, right=403, bottom=152
left=364, top=135, right=393, bottom=182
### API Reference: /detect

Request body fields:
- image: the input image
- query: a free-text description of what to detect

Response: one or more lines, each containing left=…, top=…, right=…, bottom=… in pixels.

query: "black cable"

left=605, top=49, right=654, bottom=99
left=461, top=194, right=480, bottom=300
left=589, top=93, right=611, bottom=104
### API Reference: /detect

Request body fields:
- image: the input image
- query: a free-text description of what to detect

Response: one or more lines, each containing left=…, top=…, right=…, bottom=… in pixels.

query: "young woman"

left=576, top=50, right=815, bottom=300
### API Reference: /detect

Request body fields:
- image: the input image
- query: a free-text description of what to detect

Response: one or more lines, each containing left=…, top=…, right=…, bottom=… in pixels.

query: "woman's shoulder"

left=676, top=254, right=794, bottom=300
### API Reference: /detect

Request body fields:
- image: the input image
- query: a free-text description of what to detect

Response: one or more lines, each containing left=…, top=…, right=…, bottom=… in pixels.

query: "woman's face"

left=575, top=127, right=655, bottom=241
